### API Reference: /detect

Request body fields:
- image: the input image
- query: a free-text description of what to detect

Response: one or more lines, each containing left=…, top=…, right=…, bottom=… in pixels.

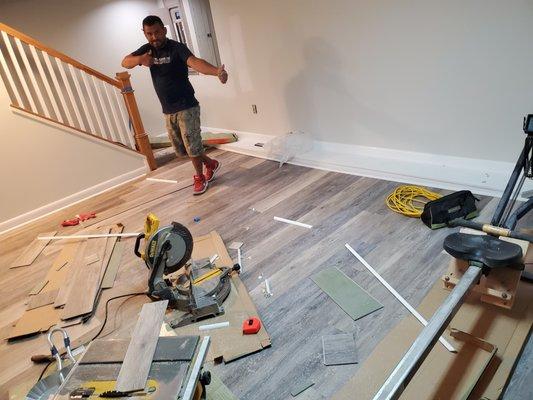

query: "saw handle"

left=134, top=233, right=145, bottom=258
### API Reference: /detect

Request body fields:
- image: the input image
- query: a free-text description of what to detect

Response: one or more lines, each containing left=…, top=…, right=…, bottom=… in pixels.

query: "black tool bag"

left=421, top=190, right=478, bottom=229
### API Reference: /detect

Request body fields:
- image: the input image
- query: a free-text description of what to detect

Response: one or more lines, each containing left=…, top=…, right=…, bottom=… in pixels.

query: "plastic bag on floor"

left=265, top=131, right=312, bottom=168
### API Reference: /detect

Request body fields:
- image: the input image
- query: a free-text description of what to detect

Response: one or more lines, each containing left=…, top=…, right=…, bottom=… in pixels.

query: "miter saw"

left=134, top=214, right=240, bottom=327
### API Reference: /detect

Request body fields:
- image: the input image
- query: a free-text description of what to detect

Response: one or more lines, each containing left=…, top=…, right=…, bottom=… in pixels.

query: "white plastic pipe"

left=38, top=233, right=140, bottom=240
left=345, top=243, right=456, bottom=353
left=198, top=321, right=229, bottom=331
left=273, top=216, right=312, bottom=229
left=147, top=177, right=179, bottom=184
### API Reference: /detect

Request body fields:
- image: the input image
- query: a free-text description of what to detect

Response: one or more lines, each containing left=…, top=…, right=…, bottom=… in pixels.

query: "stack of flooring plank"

left=7, top=223, right=125, bottom=339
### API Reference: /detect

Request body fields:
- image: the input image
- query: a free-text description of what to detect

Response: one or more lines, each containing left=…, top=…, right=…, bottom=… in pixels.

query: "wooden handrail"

left=116, top=72, right=157, bottom=170
left=0, top=22, right=120, bottom=88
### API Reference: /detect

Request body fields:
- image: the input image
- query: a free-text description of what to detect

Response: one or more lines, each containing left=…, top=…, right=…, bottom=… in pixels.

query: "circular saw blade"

left=146, top=222, right=193, bottom=274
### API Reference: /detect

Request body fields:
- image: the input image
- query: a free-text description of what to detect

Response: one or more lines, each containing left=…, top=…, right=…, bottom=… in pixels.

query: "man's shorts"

left=164, top=105, right=203, bottom=157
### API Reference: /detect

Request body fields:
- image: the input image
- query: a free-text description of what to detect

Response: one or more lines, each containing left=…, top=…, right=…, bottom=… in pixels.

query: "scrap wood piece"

left=345, top=243, right=456, bottom=353
left=311, top=267, right=383, bottom=321
left=322, top=333, right=358, bottom=366
left=115, top=300, right=169, bottom=392
left=27, top=289, right=59, bottom=311
left=168, top=231, right=271, bottom=363
left=91, top=224, right=125, bottom=313
left=60, top=229, right=110, bottom=319
left=9, top=242, right=81, bottom=339
left=54, top=241, right=88, bottom=308
left=331, top=277, right=533, bottom=400
left=100, top=241, right=125, bottom=289
left=10, top=231, right=57, bottom=268
left=28, top=280, right=49, bottom=295
left=7, top=304, right=60, bottom=339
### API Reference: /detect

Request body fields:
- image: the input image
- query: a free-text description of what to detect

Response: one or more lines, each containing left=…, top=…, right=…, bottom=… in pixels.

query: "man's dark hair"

left=142, top=15, right=164, bottom=28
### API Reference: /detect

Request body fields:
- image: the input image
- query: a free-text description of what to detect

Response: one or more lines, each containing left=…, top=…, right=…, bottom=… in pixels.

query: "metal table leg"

left=373, top=264, right=482, bottom=400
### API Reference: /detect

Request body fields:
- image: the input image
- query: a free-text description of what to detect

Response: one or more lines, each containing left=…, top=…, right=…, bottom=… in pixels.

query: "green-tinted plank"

left=311, top=267, right=383, bottom=321
left=206, top=372, right=238, bottom=400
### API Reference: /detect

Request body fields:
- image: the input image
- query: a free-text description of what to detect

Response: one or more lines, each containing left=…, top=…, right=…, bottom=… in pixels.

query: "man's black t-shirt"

left=131, top=39, right=199, bottom=114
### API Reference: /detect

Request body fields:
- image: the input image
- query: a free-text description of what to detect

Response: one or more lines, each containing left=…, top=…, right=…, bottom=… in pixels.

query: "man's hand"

left=139, top=50, right=154, bottom=67
left=121, top=50, right=153, bottom=69
left=187, top=56, right=228, bottom=83
left=217, top=64, right=228, bottom=84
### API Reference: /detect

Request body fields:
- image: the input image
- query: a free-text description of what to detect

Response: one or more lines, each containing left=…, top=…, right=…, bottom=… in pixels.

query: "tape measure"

left=242, top=317, right=262, bottom=334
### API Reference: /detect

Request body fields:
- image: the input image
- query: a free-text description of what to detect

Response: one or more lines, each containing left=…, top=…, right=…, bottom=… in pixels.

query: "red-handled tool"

left=61, top=212, right=96, bottom=227
left=242, top=317, right=261, bottom=334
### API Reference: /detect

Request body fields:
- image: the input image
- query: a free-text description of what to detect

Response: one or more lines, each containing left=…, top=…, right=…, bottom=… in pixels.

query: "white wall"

left=0, top=74, right=147, bottom=229
left=2, top=0, right=532, bottom=165
left=193, top=0, right=533, bottom=163
left=0, top=0, right=167, bottom=137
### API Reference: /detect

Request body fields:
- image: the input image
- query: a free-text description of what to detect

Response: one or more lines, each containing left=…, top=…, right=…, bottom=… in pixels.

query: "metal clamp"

left=47, top=328, right=76, bottom=380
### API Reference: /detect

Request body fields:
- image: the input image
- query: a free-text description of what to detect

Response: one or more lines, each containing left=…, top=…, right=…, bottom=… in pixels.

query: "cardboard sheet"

left=332, top=277, right=533, bottom=400
left=163, top=231, right=271, bottom=363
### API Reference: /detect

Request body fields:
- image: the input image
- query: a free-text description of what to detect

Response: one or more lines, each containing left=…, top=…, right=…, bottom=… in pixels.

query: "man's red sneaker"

left=204, top=159, right=221, bottom=182
left=193, top=174, right=208, bottom=195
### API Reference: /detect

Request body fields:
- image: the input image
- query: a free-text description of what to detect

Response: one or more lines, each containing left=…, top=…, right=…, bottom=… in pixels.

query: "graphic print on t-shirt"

left=153, top=56, right=170, bottom=65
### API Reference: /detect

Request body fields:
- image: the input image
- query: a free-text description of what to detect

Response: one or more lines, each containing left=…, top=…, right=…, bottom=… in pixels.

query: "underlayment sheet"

left=332, top=277, right=533, bottom=400
left=312, top=267, right=383, bottom=321
left=161, top=231, right=271, bottom=363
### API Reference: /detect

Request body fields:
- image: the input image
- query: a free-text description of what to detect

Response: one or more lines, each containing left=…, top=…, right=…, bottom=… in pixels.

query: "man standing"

left=122, top=15, right=228, bottom=194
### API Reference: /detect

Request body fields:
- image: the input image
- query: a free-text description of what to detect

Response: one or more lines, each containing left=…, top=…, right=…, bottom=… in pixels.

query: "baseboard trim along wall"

left=0, top=167, right=147, bottom=235
left=200, top=126, right=531, bottom=199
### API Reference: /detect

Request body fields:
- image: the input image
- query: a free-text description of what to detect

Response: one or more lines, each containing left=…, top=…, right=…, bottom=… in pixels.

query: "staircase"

left=0, top=22, right=156, bottom=170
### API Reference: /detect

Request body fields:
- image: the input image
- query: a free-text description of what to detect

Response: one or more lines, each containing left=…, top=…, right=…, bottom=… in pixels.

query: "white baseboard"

left=202, top=126, right=532, bottom=198
left=0, top=167, right=147, bottom=235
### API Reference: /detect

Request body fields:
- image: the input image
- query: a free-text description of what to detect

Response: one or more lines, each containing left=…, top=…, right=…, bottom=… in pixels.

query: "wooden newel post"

left=116, top=71, right=157, bottom=170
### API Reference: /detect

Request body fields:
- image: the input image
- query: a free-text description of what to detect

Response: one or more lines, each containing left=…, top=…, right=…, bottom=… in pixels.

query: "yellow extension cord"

left=386, top=185, right=442, bottom=218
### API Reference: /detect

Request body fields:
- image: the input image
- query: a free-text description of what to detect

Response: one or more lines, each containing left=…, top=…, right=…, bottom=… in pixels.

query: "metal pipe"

left=373, top=265, right=482, bottom=400
left=492, top=138, right=531, bottom=226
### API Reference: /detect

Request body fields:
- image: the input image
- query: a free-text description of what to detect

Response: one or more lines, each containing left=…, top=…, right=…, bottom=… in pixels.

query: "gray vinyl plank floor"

left=192, top=155, right=531, bottom=400
left=2, top=150, right=530, bottom=399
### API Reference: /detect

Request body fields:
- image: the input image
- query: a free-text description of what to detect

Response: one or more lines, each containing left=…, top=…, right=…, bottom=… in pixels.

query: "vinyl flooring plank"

left=115, top=300, right=169, bottom=392
left=322, top=333, right=357, bottom=366
left=9, top=231, right=57, bottom=268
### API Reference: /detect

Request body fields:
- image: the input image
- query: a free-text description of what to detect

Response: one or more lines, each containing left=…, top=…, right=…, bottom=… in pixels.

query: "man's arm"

left=121, top=49, right=153, bottom=69
left=187, top=56, right=228, bottom=83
